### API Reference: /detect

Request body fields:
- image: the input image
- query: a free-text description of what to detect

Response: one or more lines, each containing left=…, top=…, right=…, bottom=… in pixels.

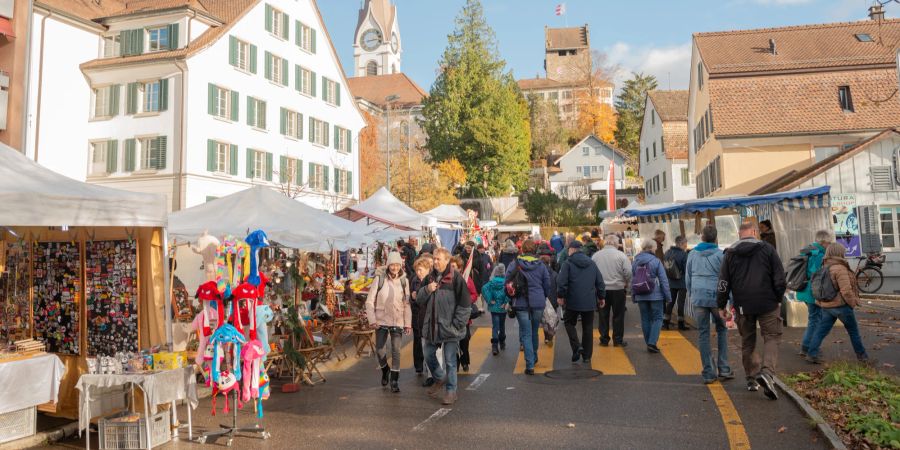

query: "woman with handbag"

left=365, top=251, right=412, bottom=393
left=631, top=239, right=671, bottom=353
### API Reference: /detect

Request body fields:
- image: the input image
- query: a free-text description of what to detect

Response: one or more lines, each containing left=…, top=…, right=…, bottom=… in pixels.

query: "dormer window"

left=147, top=26, right=169, bottom=52
left=839, top=86, right=854, bottom=112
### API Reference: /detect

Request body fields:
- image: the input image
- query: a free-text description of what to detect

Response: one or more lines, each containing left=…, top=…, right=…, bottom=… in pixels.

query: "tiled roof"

left=709, top=67, right=900, bottom=137
left=695, top=18, right=900, bottom=75
left=647, top=90, right=688, bottom=122
left=752, top=129, right=899, bottom=194
left=518, top=77, right=612, bottom=91
left=346, top=73, right=426, bottom=108
left=545, top=26, right=589, bottom=50
left=36, top=0, right=220, bottom=21
left=662, top=121, right=688, bottom=160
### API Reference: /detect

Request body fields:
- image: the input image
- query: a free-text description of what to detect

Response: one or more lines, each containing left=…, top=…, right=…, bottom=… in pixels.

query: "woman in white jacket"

left=365, top=251, right=412, bottom=392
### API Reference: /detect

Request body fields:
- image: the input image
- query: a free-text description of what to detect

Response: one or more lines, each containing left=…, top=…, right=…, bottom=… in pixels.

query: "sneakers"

left=524, top=368, right=535, bottom=375
left=599, top=340, right=610, bottom=347
left=441, top=391, right=457, bottom=406
left=582, top=358, right=591, bottom=365
left=613, top=341, right=628, bottom=348
left=756, top=374, right=778, bottom=400
left=427, top=380, right=446, bottom=397
left=746, top=380, right=760, bottom=392
left=571, top=347, right=582, bottom=363
left=806, top=355, right=823, bottom=364
left=647, top=344, right=660, bottom=353
left=703, top=378, right=717, bottom=385
left=718, top=371, right=735, bottom=381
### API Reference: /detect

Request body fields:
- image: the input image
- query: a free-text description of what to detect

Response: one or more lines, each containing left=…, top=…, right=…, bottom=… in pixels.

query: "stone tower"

left=353, top=0, right=402, bottom=77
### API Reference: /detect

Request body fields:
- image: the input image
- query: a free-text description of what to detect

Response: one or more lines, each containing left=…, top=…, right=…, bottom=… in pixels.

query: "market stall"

left=334, top=187, right=428, bottom=231
left=0, top=144, right=169, bottom=427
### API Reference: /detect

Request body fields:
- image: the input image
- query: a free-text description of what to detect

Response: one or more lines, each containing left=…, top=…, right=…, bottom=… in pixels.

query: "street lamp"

left=385, top=94, right=400, bottom=190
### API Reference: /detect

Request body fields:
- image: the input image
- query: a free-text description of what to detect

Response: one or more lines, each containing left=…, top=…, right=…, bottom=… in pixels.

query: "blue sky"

left=319, top=0, right=893, bottom=93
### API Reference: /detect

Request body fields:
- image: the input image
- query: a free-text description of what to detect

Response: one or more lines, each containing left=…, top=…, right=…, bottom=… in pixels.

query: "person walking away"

left=411, top=256, right=434, bottom=383
left=581, top=232, right=600, bottom=257
left=417, top=248, right=471, bottom=405
left=499, top=239, right=519, bottom=268
left=558, top=241, right=606, bottom=364
left=505, top=239, right=551, bottom=375
left=632, top=239, right=671, bottom=353
left=550, top=231, right=564, bottom=255
left=795, top=230, right=832, bottom=358
left=397, top=239, right=418, bottom=280
left=663, top=236, right=689, bottom=330
left=686, top=226, right=734, bottom=384
left=482, top=264, right=510, bottom=355
left=717, top=222, right=786, bottom=400
left=365, top=252, right=412, bottom=393
left=461, top=241, right=487, bottom=296
left=450, top=256, right=476, bottom=372
left=478, top=244, right=493, bottom=284
left=538, top=243, right=560, bottom=344
left=806, top=243, right=869, bottom=364
left=593, top=234, right=631, bottom=347
left=653, top=230, right=667, bottom=261
left=759, top=220, right=777, bottom=250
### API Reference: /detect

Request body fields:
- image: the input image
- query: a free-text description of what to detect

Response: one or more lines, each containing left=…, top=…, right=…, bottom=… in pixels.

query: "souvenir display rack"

left=85, top=240, right=139, bottom=356
left=32, top=241, right=81, bottom=355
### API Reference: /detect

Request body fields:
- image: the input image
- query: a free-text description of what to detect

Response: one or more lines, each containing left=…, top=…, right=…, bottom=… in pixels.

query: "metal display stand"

left=195, top=393, right=269, bottom=446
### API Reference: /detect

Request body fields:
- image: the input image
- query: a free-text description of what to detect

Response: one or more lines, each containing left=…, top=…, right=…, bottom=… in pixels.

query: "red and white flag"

left=607, top=160, right=616, bottom=211
left=555, top=3, right=566, bottom=16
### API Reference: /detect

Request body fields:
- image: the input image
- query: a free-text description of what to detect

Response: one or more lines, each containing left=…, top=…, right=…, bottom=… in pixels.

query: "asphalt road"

left=47, top=303, right=841, bottom=450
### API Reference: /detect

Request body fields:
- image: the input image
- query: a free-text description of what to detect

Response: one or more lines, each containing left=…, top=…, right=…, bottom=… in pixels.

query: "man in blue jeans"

left=795, top=230, right=832, bottom=357
left=686, top=225, right=734, bottom=384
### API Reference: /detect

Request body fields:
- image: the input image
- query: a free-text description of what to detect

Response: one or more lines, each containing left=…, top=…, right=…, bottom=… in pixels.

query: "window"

left=280, top=108, right=303, bottom=139
left=125, top=79, right=168, bottom=114
left=265, top=52, right=288, bottom=86
left=140, top=137, right=158, bottom=170
left=880, top=207, right=898, bottom=248
left=549, top=92, right=559, bottom=100
left=591, top=166, right=599, bottom=173
left=309, top=163, right=329, bottom=191
left=266, top=5, right=289, bottom=40
left=594, top=147, right=601, bottom=156
left=308, top=117, right=330, bottom=146
left=871, top=166, right=894, bottom=192
left=296, top=21, right=315, bottom=52
left=839, top=86, right=854, bottom=112
left=334, top=168, right=352, bottom=195
left=558, top=50, right=566, bottom=56
left=645, top=148, right=649, bottom=162
left=229, top=37, right=256, bottom=73
left=582, top=166, right=590, bottom=177
left=562, top=104, right=574, bottom=113
left=143, top=80, right=161, bottom=112
left=124, top=136, right=166, bottom=171
left=206, top=140, right=237, bottom=175
left=279, top=156, right=302, bottom=184
left=366, top=61, right=378, bottom=76
left=681, top=168, right=691, bottom=186
left=90, top=141, right=116, bottom=175
left=245, top=149, right=273, bottom=181
left=214, top=141, right=230, bottom=173
left=92, top=85, right=119, bottom=118
left=662, top=171, right=667, bottom=190
left=651, top=110, right=656, bottom=125
left=652, top=142, right=657, bottom=158
left=322, top=78, right=340, bottom=105
left=295, top=66, right=315, bottom=96
left=103, top=34, right=121, bottom=57
left=697, top=62, right=704, bottom=89
left=654, top=176, right=659, bottom=193
left=334, top=126, right=351, bottom=153
left=252, top=150, right=267, bottom=179
left=582, top=147, right=589, bottom=156
left=855, top=33, right=874, bottom=42
left=247, top=97, right=267, bottom=129
left=562, top=90, right=572, bottom=99
left=147, top=26, right=169, bottom=52
left=208, top=84, right=238, bottom=121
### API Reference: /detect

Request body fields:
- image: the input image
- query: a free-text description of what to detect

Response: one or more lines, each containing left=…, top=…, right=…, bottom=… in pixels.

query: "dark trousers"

left=412, top=325, right=424, bottom=372
left=458, top=324, right=471, bottom=366
left=564, top=309, right=594, bottom=360
left=599, top=289, right=627, bottom=344
left=665, top=288, right=687, bottom=322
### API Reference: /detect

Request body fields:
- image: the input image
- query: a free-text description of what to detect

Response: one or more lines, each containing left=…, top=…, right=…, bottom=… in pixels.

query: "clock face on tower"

left=361, top=29, right=382, bottom=51
left=391, top=32, right=399, bottom=54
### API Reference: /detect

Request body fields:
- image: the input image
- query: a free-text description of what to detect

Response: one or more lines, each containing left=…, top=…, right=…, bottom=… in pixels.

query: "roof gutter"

left=708, top=62, right=897, bottom=79
left=717, top=128, right=889, bottom=140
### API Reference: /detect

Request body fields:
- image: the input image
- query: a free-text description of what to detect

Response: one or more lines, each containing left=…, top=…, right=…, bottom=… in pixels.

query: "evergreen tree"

left=420, top=0, right=531, bottom=196
left=613, top=72, right=658, bottom=163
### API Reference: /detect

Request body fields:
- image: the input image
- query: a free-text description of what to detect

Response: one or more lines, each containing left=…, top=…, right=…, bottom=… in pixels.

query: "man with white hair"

left=794, top=230, right=833, bottom=358
left=592, top=234, right=632, bottom=347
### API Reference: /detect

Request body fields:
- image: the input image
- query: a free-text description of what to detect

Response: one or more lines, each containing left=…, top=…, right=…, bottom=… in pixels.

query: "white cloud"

left=603, top=42, right=693, bottom=93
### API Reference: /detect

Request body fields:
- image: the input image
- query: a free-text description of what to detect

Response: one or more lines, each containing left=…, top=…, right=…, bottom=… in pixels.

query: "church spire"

left=353, top=0, right=401, bottom=77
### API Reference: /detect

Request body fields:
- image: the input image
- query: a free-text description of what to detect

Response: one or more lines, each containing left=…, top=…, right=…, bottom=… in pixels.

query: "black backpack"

left=663, top=250, right=683, bottom=281
left=786, top=245, right=816, bottom=291
left=810, top=264, right=838, bottom=301
left=505, top=263, right=528, bottom=299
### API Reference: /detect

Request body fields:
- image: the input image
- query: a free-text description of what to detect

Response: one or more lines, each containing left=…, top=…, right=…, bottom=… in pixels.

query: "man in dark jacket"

left=418, top=248, right=471, bottom=406
left=558, top=241, right=606, bottom=364
left=663, top=236, right=689, bottom=330
left=397, top=239, right=417, bottom=280
left=581, top=232, right=600, bottom=257
left=717, top=222, right=786, bottom=400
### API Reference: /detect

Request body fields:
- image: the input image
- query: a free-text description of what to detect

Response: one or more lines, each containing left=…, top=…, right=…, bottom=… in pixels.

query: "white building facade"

left=27, top=0, right=363, bottom=212
left=638, top=90, right=695, bottom=204
left=549, top=135, right=627, bottom=200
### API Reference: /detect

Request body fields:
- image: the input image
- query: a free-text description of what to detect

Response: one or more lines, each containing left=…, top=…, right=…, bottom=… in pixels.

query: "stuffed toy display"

left=215, top=236, right=250, bottom=298
left=192, top=281, right=222, bottom=367
left=244, top=230, right=269, bottom=287
left=192, top=232, right=221, bottom=282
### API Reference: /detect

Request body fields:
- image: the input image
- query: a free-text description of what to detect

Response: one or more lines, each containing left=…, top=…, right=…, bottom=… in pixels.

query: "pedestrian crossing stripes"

left=658, top=330, right=703, bottom=375
left=591, top=330, right=636, bottom=375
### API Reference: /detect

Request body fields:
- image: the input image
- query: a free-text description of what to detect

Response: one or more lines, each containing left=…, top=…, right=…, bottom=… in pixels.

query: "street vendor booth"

left=0, top=144, right=169, bottom=431
left=622, top=186, right=832, bottom=326
left=334, top=187, right=428, bottom=231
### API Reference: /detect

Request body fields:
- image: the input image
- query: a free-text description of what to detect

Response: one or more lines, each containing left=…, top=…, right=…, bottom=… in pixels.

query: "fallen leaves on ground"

left=777, top=426, right=787, bottom=433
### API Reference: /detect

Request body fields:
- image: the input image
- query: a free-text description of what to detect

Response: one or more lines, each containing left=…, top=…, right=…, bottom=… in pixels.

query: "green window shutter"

left=265, top=4, right=273, bottom=32
left=346, top=130, right=352, bottom=153
left=249, top=44, right=257, bottom=74
left=294, top=65, right=300, bottom=91
left=279, top=155, right=287, bottom=183
left=336, top=83, right=341, bottom=106
left=280, top=108, right=286, bottom=135
left=333, top=168, right=339, bottom=192
left=207, top=139, right=216, bottom=172
left=133, top=29, right=144, bottom=55
left=323, top=165, right=329, bottom=191
left=296, top=159, right=303, bottom=185
left=297, top=113, right=304, bottom=140
left=167, top=23, right=179, bottom=50
left=154, top=136, right=167, bottom=169
left=322, top=78, right=327, bottom=102
left=348, top=171, right=353, bottom=195
left=294, top=21, right=300, bottom=46
left=258, top=100, right=266, bottom=129
left=266, top=152, right=274, bottom=181
left=308, top=164, right=314, bottom=188
left=308, top=117, right=314, bottom=142
left=228, top=36, right=237, bottom=66
left=324, top=122, right=330, bottom=147
left=247, top=97, right=256, bottom=126
left=230, top=90, right=239, bottom=121
left=126, top=82, right=138, bottom=114
left=310, top=71, right=316, bottom=97
left=246, top=149, right=254, bottom=179
left=281, top=58, right=289, bottom=86
left=125, top=138, right=136, bottom=172
left=109, top=85, right=120, bottom=116
left=281, top=13, right=290, bottom=40
left=264, top=52, right=272, bottom=81
left=310, top=28, right=316, bottom=53
left=229, top=144, right=238, bottom=175
left=333, top=124, right=338, bottom=149
left=120, top=30, right=131, bottom=55
left=159, top=79, right=169, bottom=111
left=106, top=140, right=118, bottom=173
left=208, top=83, right=217, bottom=115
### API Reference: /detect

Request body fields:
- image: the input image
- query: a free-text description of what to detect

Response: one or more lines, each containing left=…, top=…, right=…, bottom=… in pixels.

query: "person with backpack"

left=791, top=230, right=832, bottom=358
left=365, top=252, right=412, bottom=393
left=558, top=240, right=606, bottom=364
left=538, top=243, right=560, bottom=346
left=581, top=232, right=600, bottom=257
left=632, top=239, right=672, bottom=353
left=686, top=225, right=734, bottom=384
left=717, top=222, right=786, bottom=400
left=482, top=263, right=510, bottom=355
left=593, top=234, right=631, bottom=347
left=663, top=236, right=689, bottom=330
left=505, top=239, right=551, bottom=375
left=805, top=243, right=869, bottom=364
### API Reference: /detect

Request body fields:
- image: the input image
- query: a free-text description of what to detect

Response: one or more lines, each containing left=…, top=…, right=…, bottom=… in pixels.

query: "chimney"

left=869, top=4, right=885, bottom=21
left=769, top=38, right=777, bottom=55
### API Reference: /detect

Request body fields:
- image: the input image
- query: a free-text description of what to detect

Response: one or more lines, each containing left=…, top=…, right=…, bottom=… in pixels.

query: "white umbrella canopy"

left=167, top=186, right=357, bottom=251
left=424, top=204, right=468, bottom=224
left=345, top=187, right=428, bottom=230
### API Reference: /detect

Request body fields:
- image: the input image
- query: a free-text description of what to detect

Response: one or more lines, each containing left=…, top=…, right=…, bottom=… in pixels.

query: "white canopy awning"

left=425, top=204, right=468, bottom=224
left=0, top=143, right=167, bottom=227
left=336, top=187, right=427, bottom=230
left=167, top=186, right=358, bottom=252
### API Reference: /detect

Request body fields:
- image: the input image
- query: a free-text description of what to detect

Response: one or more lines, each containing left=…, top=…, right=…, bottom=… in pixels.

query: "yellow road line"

left=707, top=382, right=751, bottom=449
left=658, top=330, right=703, bottom=375
left=465, top=327, right=492, bottom=374
left=399, top=339, right=414, bottom=369
left=590, top=330, right=636, bottom=375
left=515, top=334, right=555, bottom=374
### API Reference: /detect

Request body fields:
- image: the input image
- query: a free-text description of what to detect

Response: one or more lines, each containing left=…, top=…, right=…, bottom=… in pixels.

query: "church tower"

left=353, top=0, right=402, bottom=77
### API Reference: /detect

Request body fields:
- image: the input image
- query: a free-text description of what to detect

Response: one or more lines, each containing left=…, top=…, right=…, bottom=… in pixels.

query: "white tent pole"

left=162, top=230, right=174, bottom=351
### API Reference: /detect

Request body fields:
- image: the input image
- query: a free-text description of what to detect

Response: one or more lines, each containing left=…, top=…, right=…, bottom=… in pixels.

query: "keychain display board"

left=32, top=241, right=81, bottom=354
left=85, top=240, right=139, bottom=356
left=0, top=240, right=31, bottom=342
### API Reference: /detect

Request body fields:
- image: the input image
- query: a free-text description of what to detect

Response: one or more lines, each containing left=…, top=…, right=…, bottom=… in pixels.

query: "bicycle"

left=854, top=252, right=885, bottom=294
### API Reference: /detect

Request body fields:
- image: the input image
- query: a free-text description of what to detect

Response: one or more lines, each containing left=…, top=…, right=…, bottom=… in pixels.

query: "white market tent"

left=425, top=204, right=468, bottom=225
left=167, top=186, right=359, bottom=252
left=334, top=187, right=428, bottom=231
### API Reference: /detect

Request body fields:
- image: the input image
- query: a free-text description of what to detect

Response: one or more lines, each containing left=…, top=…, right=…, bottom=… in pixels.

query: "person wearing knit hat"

left=482, top=263, right=510, bottom=355
left=365, top=251, right=411, bottom=393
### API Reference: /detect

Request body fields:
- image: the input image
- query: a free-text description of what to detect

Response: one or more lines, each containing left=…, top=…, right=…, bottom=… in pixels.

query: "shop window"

left=879, top=207, right=899, bottom=248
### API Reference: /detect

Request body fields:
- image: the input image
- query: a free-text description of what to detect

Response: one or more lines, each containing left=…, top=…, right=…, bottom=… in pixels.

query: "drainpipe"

left=32, top=9, right=49, bottom=162
left=19, top=0, right=34, bottom=153
left=171, top=12, right=194, bottom=211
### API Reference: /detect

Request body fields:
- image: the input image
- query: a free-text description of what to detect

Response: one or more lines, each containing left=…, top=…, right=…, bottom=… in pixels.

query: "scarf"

left=694, top=242, right=718, bottom=252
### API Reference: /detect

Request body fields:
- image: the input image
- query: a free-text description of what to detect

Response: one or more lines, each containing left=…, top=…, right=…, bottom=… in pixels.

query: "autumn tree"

left=421, top=0, right=531, bottom=196
left=572, top=50, right=618, bottom=143
left=358, top=110, right=385, bottom=199
left=614, top=72, right=658, bottom=164
left=389, top=150, right=466, bottom=211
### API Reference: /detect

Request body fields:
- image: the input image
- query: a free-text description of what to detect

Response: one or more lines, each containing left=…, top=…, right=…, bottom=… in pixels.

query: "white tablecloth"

left=0, top=354, right=66, bottom=415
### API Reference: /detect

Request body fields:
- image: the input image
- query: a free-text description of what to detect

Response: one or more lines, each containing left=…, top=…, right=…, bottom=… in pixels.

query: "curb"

left=773, top=375, right=848, bottom=450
